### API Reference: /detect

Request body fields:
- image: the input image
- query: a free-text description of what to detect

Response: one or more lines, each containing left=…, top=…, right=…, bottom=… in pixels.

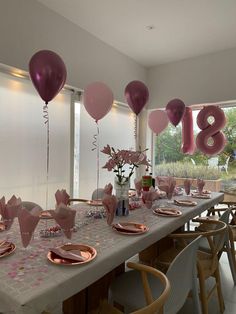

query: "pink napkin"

left=142, top=187, right=159, bottom=209
left=55, top=189, right=70, bottom=206
left=18, top=208, right=41, bottom=247
left=184, top=179, right=192, bottom=195
left=197, top=179, right=205, bottom=194
left=50, top=205, right=76, bottom=239
left=50, top=247, right=85, bottom=262
left=0, top=195, right=22, bottom=230
left=157, top=177, right=176, bottom=199
left=134, top=178, right=142, bottom=196
left=104, top=183, right=113, bottom=195
left=102, top=194, right=118, bottom=225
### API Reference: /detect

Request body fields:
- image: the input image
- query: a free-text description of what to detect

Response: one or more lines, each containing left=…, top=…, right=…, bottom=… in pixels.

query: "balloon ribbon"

left=43, top=103, right=49, bottom=210
left=92, top=123, right=100, bottom=201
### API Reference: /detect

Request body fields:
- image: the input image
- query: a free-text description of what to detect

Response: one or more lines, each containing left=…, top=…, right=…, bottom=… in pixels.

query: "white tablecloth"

left=0, top=193, right=224, bottom=314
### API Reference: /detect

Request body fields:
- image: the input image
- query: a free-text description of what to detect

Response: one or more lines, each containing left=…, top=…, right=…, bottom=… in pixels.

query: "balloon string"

left=91, top=123, right=100, bottom=200
left=43, top=103, right=49, bottom=210
left=134, top=114, right=137, bottom=139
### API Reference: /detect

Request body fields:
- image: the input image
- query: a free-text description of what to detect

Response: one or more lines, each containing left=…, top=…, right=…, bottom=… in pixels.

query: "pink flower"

left=101, top=145, right=111, bottom=155
left=102, top=159, right=117, bottom=171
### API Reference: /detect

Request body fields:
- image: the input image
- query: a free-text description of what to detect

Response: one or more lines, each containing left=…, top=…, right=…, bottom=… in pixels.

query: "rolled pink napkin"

left=55, top=189, right=70, bottom=206
left=0, top=195, right=22, bottom=230
left=18, top=208, right=41, bottom=247
left=197, top=179, right=205, bottom=194
left=104, top=183, right=113, bottom=195
left=50, top=205, right=76, bottom=239
left=102, top=194, right=118, bottom=225
left=142, top=187, right=159, bottom=209
left=134, top=178, right=142, bottom=196
left=158, top=177, right=176, bottom=199
left=184, top=179, right=192, bottom=195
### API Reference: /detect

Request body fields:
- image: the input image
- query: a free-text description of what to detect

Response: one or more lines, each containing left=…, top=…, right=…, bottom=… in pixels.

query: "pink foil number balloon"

left=166, top=98, right=186, bottom=127
left=125, top=80, right=149, bottom=115
left=29, top=50, right=67, bottom=104
left=148, top=110, right=169, bottom=135
left=181, top=107, right=196, bottom=155
left=196, top=105, right=226, bottom=156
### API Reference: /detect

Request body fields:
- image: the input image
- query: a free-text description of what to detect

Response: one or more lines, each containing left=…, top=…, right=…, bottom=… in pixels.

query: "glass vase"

left=114, top=177, right=130, bottom=216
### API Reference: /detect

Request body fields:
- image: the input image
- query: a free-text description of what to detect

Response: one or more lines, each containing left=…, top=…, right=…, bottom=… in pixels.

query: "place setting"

left=112, top=222, right=149, bottom=235
left=152, top=207, right=182, bottom=217
left=191, top=179, right=212, bottom=199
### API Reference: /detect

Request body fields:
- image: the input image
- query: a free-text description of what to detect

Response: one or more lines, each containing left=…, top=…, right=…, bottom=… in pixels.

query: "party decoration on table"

left=142, top=187, right=159, bottom=209
left=39, top=225, right=62, bottom=238
left=196, top=105, right=226, bottom=156
left=0, top=195, right=22, bottom=230
left=124, top=81, right=149, bottom=116
left=18, top=207, right=41, bottom=247
left=156, top=176, right=176, bottom=199
left=102, top=194, right=118, bottom=225
left=148, top=110, right=169, bottom=135
left=104, top=183, right=113, bottom=196
left=50, top=205, right=76, bottom=239
left=134, top=178, right=142, bottom=197
left=173, top=186, right=183, bottom=196
left=29, top=50, right=67, bottom=211
left=181, top=107, right=196, bottom=154
left=112, top=222, right=148, bottom=235
left=39, top=210, right=54, bottom=219
left=184, top=179, right=192, bottom=195
left=101, top=145, right=151, bottom=216
left=83, top=82, right=113, bottom=122
left=166, top=98, right=186, bottom=127
left=153, top=207, right=182, bottom=217
left=47, top=243, right=97, bottom=266
left=197, top=178, right=205, bottom=194
left=55, top=189, right=70, bottom=206
left=0, top=241, right=16, bottom=258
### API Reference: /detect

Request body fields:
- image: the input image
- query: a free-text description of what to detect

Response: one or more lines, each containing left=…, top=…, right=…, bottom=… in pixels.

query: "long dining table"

left=0, top=192, right=224, bottom=314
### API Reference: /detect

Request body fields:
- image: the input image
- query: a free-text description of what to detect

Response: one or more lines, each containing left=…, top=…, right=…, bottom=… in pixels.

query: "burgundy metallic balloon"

left=29, top=50, right=67, bottom=104
left=124, top=80, right=149, bottom=115
left=166, top=98, right=186, bottom=127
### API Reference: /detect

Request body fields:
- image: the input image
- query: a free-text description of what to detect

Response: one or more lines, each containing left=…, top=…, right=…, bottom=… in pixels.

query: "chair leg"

left=214, top=267, right=225, bottom=313
left=198, top=270, right=208, bottom=314
left=225, top=235, right=236, bottom=285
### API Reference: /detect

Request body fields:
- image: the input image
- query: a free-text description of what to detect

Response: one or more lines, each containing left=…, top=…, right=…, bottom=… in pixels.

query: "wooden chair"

left=21, top=201, right=43, bottom=211
left=156, top=220, right=227, bottom=314
left=95, top=262, right=170, bottom=314
left=108, top=237, right=202, bottom=314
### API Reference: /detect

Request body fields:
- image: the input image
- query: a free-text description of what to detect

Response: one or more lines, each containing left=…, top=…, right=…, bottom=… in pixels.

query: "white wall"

left=147, top=47, right=236, bottom=109
left=0, top=0, right=147, bottom=102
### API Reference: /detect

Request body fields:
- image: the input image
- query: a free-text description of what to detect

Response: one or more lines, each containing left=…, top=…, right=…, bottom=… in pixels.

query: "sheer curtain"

left=74, top=102, right=136, bottom=199
left=0, top=72, right=71, bottom=208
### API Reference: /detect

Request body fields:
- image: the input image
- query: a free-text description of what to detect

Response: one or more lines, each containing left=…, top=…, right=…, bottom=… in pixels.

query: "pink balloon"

left=148, top=110, right=169, bottom=135
left=83, top=82, right=113, bottom=122
left=196, top=105, right=226, bottom=156
left=29, top=50, right=67, bottom=104
left=166, top=98, right=186, bottom=126
left=125, top=80, right=149, bottom=115
left=181, top=107, right=196, bottom=155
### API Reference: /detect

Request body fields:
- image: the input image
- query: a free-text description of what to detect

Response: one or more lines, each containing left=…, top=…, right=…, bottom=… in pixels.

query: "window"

left=74, top=102, right=136, bottom=199
left=0, top=71, right=71, bottom=208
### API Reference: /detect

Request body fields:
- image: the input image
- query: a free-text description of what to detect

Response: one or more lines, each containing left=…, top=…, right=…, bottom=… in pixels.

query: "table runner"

left=0, top=192, right=224, bottom=314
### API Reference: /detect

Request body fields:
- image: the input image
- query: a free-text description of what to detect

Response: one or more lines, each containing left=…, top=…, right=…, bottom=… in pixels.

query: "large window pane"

left=0, top=72, right=71, bottom=208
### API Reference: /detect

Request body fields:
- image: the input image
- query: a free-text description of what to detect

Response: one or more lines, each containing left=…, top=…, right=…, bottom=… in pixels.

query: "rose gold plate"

left=112, top=222, right=148, bottom=235
left=47, top=243, right=97, bottom=266
left=191, top=193, right=211, bottom=199
left=0, top=242, right=16, bottom=258
left=153, top=208, right=182, bottom=217
left=87, top=200, right=103, bottom=206
left=0, top=222, right=6, bottom=232
left=40, top=210, right=54, bottom=219
left=174, top=199, right=197, bottom=206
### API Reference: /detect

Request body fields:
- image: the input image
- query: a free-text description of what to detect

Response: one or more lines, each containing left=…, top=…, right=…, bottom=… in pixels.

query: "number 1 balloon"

left=181, top=107, right=196, bottom=155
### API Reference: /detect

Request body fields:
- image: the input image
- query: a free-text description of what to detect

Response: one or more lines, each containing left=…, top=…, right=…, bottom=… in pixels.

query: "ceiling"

left=38, top=0, right=236, bottom=67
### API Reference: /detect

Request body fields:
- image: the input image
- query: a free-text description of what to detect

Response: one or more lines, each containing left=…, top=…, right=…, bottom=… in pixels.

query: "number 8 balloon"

left=196, top=105, right=226, bottom=156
